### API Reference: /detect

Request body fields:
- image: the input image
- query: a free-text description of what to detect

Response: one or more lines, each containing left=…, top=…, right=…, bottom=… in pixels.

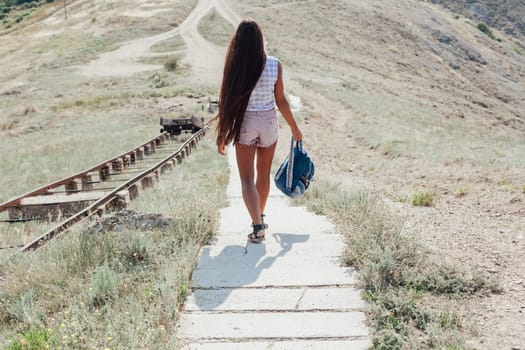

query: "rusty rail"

left=17, top=127, right=207, bottom=251
left=0, top=133, right=170, bottom=213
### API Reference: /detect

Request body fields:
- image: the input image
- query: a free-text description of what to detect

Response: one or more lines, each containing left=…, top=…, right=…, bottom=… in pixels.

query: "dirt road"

left=79, top=0, right=239, bottom=83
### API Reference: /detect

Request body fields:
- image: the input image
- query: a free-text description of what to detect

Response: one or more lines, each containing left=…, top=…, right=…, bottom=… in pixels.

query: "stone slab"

left=195, top=240, right=345, bottom=270
left=178, top=311, right=369, bottom=339
left=301, top=287, right=366, bottom=310
left=184, top=286, right=365, bottom=312
left=207, top=230, right=344, bottom=243
left=218, top=204, right=336, bottom=236
left=183, top=339, right=371, bottom=350
left=191, top=264, right=356, bottom=288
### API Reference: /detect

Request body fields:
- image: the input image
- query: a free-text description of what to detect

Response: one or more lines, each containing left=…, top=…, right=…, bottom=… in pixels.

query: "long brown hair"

left=216, top=19, right=266, bottom=146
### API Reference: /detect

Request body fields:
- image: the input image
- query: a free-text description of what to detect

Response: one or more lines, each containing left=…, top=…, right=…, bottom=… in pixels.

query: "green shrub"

left=438, top=310, right=461, bottom=330
left=6, top=327, right=58, bottom=350
left=407, top=261, right=501, bottom=295
left=372, top=329, right=403, bottom=350
left=453, top=186, right=468, bottom=197
left=90, top=264, right=118, bottom=306
left=472, top=100, right=489, bottom=108
left=497, top=178, right=512, bottom=186
left=122, top=236, right=150, bottom=267
left=164, top=57, right=178, bottom=72
left=411, top=191, right=436, bottom=207
left=5, top=289, right=38, bottom=325
left=371, top=290, right=431, bottom=332
left=477, top=22, right=501, bottom=42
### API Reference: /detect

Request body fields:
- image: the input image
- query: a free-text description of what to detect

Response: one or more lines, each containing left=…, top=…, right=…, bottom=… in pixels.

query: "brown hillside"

left=429, top=0, right=525, bottom=40
left=0, top=0, right=524, bottom=348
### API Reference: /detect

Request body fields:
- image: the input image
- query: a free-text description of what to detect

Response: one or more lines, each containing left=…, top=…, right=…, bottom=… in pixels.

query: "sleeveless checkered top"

left=246, top=55, right=279, bottom=111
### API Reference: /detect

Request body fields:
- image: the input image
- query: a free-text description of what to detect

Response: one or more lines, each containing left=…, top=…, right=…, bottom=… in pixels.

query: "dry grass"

left=197, top=9, right=234, bottom=47
left=243, top=0, right=525, bottom=168
left=296, top=181, right=500, bottom=349
left=0, top=4, right=222, bottom=345
left=0, top=137, right=228, bottom=349
left=151, top=35, right=185, bottom=53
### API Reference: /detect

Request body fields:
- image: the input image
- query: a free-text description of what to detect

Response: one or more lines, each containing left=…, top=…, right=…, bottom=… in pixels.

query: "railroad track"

left=0, top=128, right=208, bottom=252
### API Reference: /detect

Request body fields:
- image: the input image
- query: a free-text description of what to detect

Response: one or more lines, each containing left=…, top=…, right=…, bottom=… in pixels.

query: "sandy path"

left=79, top=0, right=239, bottom=82
left=177, top=0, right=239, bottom=84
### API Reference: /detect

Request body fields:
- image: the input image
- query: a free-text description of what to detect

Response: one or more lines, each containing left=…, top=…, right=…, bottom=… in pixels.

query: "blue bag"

left=274, top=138, right=315, bottom=198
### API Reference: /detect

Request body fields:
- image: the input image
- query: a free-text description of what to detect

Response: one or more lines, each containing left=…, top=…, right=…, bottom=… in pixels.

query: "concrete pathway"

left=177, top=147, right=371, bottom=349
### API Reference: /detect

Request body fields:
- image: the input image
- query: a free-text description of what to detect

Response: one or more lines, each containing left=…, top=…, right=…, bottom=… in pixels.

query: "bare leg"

left=235, top=144, right=263, bottom=226
left=256, top=142, right=277, bottom=215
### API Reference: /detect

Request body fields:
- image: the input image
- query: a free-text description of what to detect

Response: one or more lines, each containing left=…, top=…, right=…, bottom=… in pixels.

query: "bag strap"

left=286, top=137, right=295, bottom=190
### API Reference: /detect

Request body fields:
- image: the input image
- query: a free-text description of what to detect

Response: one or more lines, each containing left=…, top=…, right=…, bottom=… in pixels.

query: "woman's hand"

left=218, top=141, right=227, bottom=155
left=292, top=126, right=303, bottom=141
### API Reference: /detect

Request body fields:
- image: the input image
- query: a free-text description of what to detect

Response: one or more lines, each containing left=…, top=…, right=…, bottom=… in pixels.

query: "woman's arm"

left=274, top=62, right=303, bottom=141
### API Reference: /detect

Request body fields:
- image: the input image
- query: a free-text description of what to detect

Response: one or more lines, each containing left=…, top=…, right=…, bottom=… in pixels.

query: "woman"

left=216, top=19, right=302, bottom=243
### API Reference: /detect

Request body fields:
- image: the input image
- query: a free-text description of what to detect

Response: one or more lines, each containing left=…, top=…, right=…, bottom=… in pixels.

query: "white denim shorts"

left=238, top=109, right=278, bottom=147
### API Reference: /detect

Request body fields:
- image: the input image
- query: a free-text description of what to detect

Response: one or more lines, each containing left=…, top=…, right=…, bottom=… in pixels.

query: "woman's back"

left=246, top=56, right=279, bottom=112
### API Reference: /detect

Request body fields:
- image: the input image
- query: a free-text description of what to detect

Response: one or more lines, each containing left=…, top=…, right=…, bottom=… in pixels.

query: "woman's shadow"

left=192, top=233, right=310, bottom=311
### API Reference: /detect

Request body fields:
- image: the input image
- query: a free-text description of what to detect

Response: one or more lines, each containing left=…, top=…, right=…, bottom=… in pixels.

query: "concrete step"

left=196, top=239, right=346, bottom=270
left=191, top=265, right=356, bottom=289
left=178, top=311, right=369, bottom=340
left=182, top=339, right=371, bottom=350
left=184, top=286, right=365, bottom=312
left=218, top=204, right=336, bottom=236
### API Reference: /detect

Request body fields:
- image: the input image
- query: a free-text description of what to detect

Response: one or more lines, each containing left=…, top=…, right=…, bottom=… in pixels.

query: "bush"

left=373, top=329, right=404, bottom=350
left=472, top=100, right=489, bottom=108
left=90, top=264, right=118, bottom=306
left=411, top=191, right=436, bottom=207
left=408, top=261, right=501, bottom=295
left=453, top=186, right=468, bottom=197
left=164, top=57, right=178, bottom=72
left=6, top=328, right=58, bottom=350
left=477, top=22, right=501, bottom=42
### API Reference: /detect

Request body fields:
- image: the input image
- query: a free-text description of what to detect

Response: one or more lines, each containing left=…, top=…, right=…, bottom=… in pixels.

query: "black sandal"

left=261, top=214, right=269, bottom=229
left=247, top=224, right=265, bottom=243
left=252, top=214, right=269, bottom=229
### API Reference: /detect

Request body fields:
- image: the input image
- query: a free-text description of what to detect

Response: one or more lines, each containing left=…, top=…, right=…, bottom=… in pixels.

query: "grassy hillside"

left=1, top=0, right=55, bottom=23
left=429, top=0, right=525, bottom=40
left=0, top=0, right=524, bottom=348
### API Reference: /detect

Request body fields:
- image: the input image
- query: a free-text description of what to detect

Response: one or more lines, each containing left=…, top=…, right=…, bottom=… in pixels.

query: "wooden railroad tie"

left=8, top=192, right=106, bottom=221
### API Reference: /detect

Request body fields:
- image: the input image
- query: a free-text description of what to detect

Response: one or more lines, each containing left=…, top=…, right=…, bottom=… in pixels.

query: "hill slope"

left=429, top=0, right=525, bottom=39
left=0, top=0, right=524, bottom=348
